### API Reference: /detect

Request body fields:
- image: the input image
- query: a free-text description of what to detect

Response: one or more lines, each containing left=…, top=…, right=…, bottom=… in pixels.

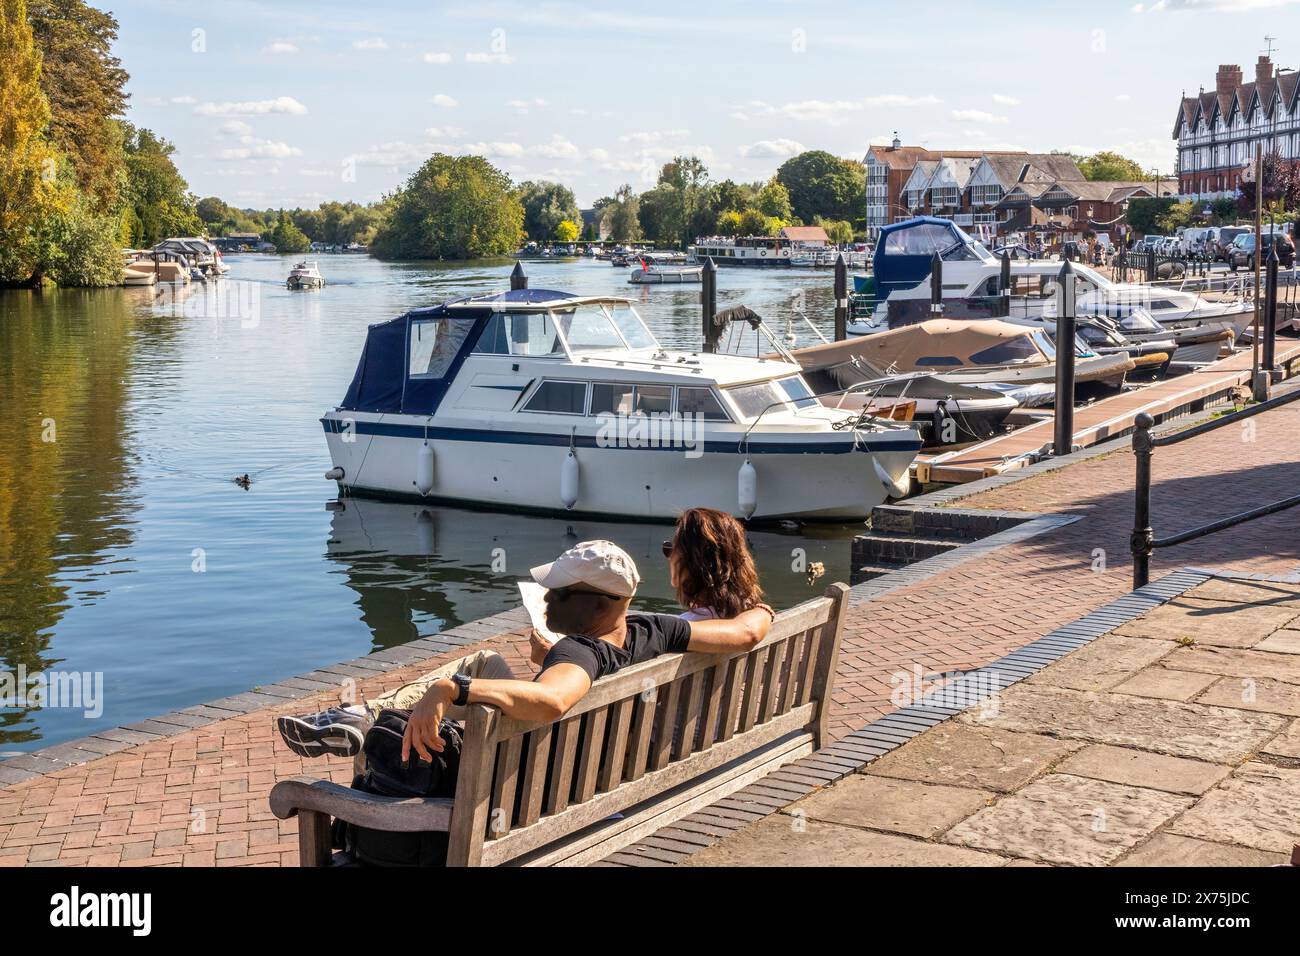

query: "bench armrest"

left=270, top=777, right=455, bottom=833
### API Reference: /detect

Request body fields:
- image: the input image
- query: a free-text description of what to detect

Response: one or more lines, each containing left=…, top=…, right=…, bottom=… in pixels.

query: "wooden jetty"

left=915, top=341, right=1300, bottom=485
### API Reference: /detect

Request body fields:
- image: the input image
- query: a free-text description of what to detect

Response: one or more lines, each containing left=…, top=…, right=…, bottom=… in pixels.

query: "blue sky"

left=111, top=0, right=1298, bottom=208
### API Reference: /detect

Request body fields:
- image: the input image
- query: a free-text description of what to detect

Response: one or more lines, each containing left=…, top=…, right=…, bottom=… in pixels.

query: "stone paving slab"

left=959, top=684, right=1288, bottom=764
left=1162, top=645, right=1300, bottom=685
left=1024, top=634, right=1175, bottom=692
left=1053, top=744, right=1231, bottom=796
left=864, top=723, right=1080, bottom=794
left=940, top=773, right=1195, bottom=866
left=1111, top=668, right=1220, bottom=702
left=1263, top=719, right=1300, bottom=759
left=1256, top=631, right=1300, bottom=655
left=1195, top=675, right=1300, bottom=717
left=1113, top=597, right=1300, bottom=648
left=1116, top=833, right=1288, bottom=867
left=1165, top=763, right=1300, bottom=854
left=794, top=773, right=994, bottom=839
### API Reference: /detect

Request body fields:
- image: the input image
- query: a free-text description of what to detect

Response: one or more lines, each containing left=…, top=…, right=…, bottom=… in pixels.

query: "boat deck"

left=915, top=341, right=1300, bottom=484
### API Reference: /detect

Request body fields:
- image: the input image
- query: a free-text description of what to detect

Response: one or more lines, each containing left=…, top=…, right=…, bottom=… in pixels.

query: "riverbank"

left=4, top=389, right=1300, bottom=865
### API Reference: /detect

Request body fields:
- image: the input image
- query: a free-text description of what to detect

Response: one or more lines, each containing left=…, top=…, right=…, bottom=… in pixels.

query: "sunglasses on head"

left=661, top=540, right=674, bottom=557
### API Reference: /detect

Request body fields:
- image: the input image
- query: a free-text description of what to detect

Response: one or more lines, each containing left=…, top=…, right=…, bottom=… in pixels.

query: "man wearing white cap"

left=277, top=539, right=774, bottom=765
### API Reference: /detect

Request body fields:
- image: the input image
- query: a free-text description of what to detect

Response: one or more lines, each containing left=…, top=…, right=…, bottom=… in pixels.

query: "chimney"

left=1256, top=55, right=1273, bottom=85
left=1216, top=63, right=1242, bottom=95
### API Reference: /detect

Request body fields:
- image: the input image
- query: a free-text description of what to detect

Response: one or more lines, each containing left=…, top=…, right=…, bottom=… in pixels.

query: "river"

left=0, top=254, right=861, bottom=752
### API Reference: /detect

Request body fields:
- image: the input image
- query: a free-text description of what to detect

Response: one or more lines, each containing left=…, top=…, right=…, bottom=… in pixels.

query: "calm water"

left=0, top=255, right=858, bottom=752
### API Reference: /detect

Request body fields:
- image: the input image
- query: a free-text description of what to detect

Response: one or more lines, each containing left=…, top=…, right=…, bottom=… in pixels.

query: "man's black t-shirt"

left=539, top=613, right=693, bottom=684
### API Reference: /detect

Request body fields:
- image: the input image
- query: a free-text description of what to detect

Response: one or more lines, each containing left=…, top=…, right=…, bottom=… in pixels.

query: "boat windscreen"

left=554, top=305, right=628, bottom=351
left=605, top=304, right=658, bottom=349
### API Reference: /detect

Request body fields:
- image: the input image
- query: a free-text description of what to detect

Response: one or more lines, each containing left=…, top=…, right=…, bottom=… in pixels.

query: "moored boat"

left=628, top=259, right=703, bottom=285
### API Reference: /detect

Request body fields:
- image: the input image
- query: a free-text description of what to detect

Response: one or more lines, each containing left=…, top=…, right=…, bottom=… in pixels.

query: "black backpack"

left=331, top=708, right=464, bottom=866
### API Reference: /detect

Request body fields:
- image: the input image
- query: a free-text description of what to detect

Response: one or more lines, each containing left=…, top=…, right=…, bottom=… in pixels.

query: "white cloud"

left=534, top=135, right=580, bottom=159
left=619, top=130, right=690, bottom=144
left=992, top=94, right=1020, bottom=106
left=353, top=37, right=388, bottom=50
left=353, top=141, right=430, bottom=167
left=431, top=94, right=458, bottom=108
left=588, top=148, right=611, bottom=162
left=298, top=168, right=336, bottom=178
left=218, top=119, right=253, bottom=136
left=951, top=109, right=1009, bottom=124
left=220, top=137, right=303, bottom=160
left=1115, top=93, right=1132, bottom=102
left=735, top=96, right=941, bottom=124
left=264, top=41, right=299, bottom=55
left=424, top=126, right=465, bottom=139
left=507, top=97, right=549, bottom=113
left=195, top=96, right=308, bottom=117
left=739, top=138, right=806, bottom=159
left=456, top=141, right=526, bottom=158
left=422, top=51, right=452, bottom=64
left=466, top=52, right=515, bottom=64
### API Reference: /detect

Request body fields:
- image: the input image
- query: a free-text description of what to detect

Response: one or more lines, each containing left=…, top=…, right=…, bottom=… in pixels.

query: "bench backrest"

left=445, top=583, right=848, bottom=866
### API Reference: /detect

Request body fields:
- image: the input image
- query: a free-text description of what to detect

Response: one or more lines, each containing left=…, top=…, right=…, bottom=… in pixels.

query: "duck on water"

left=320, top=289, right=923, bottom=521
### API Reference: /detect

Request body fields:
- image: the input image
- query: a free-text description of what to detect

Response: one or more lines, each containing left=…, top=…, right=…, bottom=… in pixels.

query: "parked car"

left=1227, top=232, right=1293, bottom=270
left=1212, top=226, right=1251, bottom=262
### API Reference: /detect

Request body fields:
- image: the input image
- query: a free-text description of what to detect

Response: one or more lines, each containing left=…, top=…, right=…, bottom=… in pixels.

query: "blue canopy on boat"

left=338, top=289, right=579, bottom=415
left=872, top=217, right=978, bottom=297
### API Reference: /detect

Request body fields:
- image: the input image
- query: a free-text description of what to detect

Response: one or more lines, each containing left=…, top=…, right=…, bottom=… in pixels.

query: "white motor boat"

left=153, top=237, right=229, bottom=276
left=628, top=259, right=703, bottom=285
left=321, top=289, right=924, bottom=520
left=850, top=217, right=1252, bottom=343
left=287, top=261, right=325, bottom=290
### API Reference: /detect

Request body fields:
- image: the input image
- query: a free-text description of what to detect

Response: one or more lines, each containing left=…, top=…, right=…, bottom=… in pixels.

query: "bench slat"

left=674, top=671, right=705, bottom=760
left=598, top=697, right=633, bottom=793
left=624, top=689, right=657, bottom=782
left=487, top=734, right=523, bottom=840
left=574, top=707, right=608, bottom=803
left=758, top=638, right=785, bottom=724
left=698, top=662, right=727, bottom=753
left=649, top=678, right=681, bottom=772
left=775, top=632, right=804, bottom=716
left=717, top=657, right=745, bottom=743
left=517, top=725, right=552, bottom=828
left=739, top=646, right=768, bottom=734
left=546, top=715, right=581, bottom=815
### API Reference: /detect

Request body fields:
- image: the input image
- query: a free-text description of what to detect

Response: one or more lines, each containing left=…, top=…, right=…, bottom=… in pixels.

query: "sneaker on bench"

left=277, top=705, right=371, bottom=758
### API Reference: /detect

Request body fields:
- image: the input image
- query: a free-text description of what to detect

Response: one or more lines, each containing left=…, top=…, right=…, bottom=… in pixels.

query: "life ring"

left=760, top=249, right=767, bottom=257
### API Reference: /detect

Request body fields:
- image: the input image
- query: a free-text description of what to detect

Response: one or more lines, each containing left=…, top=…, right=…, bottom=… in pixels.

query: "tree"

left=776, top=151, right=864, bottom=224
left=27, top=0, right=129, bottom=212
left=715, top=209, right=744, bottom=236
left=1156, top=200, right=1195, bottom=234
left=371, top=153, right=524, bottom=260
left=1075, top=151, right=1147, bottom=182
left=554, top=219, right=580, bottom=243
left=713, top=179, right=751, bottom=216
left=516, top=181, right=581, bottom=242
left=1236, top=151, right=1300, bottom=220
left=44, top=194, right=122, bottom=286
left=738, top=208, right=779, bottom=236
left=601, top=184, right=642, bottom=242
left=754, top=179, right=792, bottom=220
left=121, top=124, right=200, bottom=244
left=268, top=210, right=310, bottom=253
left=1124, top=197, right=1177, bottom=235
left=815, top=216, right=855, bottom=246
left=636, top=184, right=679, bottom=245
left=196, top=196, right=230, bottom=227
left=0, top=0, right=67, bottom=286
left=655, top=155, right=711, bottom=246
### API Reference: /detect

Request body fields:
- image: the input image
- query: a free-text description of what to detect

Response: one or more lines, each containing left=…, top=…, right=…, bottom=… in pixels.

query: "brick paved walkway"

left=3, top=399, right=1299, bottom=866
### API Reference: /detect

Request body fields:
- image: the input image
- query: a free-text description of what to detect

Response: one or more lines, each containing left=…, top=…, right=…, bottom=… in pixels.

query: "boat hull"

left=321, top=415, right=920, bottom=521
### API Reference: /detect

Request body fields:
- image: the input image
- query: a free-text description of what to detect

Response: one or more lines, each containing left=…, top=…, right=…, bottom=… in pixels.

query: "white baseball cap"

left=530, top=540, right=640, bottom=598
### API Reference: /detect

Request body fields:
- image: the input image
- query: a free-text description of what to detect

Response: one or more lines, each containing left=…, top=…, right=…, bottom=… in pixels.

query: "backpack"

left=331, top=708, right=464, bottom=867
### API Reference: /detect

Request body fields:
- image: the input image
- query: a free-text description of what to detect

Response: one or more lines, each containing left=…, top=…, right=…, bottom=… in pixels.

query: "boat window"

left=634, top=385, right=672, bottom=415
left=776, top=376, right=819, bottom=409
left=726, top=382, right=786, bottom=420
left=968, top=337, right=1041, bottom=366
left=554, top=306, right=625, bottom=351
left=883, top=223, right=957, bottom=257
left=523, top=380, right=588, bottom=415
left=409, top=318, right=474, bottom=379
left=915, top=356, right=964, bottom=367
left=605, top=304, right=658, bottom=349
left=1119, top=308, right=1162, bottom=333
left=472, top=313, right=565, bottom=356
left=1031, top=330, right=1057, bottom=359
left=590, top=383, right=635, bottom=416
left=677, top=386, right=730, bottom=421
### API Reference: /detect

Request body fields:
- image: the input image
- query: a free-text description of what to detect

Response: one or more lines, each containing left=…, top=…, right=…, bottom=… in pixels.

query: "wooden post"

left=1053, top=259, right=1077, bottom=457
left=998, top=249, right=1012, bottom=317
left=701, top=256, right=718, bottom=353
left=1131, top=412, right=1155, bottom=590
left=929, top=252, right=943, bottom=318
left=810, top=584, right=848, bottom=751
left=510, top=260, right=528, bottom=290
left=833, top=252, right=848, bottom=341
left=1264, top=242, right=1279, bottom=377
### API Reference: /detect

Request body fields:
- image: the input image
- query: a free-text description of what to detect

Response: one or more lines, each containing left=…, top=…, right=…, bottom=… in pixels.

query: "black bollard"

left=998, top=249, right=1012, bottom=318
left=1264, top=243, right=1279, bottom=376
left=929, top=252, right=943, bottom=318
left=701, top=257, right=718, bottom=353
left=1054, top=259, right=1077, bottom=457
left=833, top=252, right=848, bottom=341
left=510, top=260, right=528, bottom=290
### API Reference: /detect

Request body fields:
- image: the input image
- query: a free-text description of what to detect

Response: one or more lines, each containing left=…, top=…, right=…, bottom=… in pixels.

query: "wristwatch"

left=451, top=672, right=472, bottom=706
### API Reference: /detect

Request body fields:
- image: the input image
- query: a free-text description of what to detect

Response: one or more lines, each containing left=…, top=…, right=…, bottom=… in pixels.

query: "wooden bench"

left=270, top=583, right=848, bottom=867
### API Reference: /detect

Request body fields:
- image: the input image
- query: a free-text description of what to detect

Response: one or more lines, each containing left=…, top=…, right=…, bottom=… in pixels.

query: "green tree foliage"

left=268, top=210, right=310, bottom=253
left=27, top=0, right=128, bottom=212
left=738, top=208, right=779, bottom=236
left=656, top=156, right=712, bottom=246
left=0, top=0, right=66, bottom=286
left=371, top=153, right=524, bottom=260
left=601, top=184, right=642, bottom=242
left=1236, top=152, right=1300, bottom=220
left=121, top=124, right=200, bottom=244
left=815, top=216, right=855, bottom=245
left=1124, top=197, right=1176, bottom=235
left=43, top=194, right=122, bottom=286
left=715, top=210, right=744, bottom=236
left=754, top=179, right=792, bottom=220
left=1156, top=200, right=1195, bottom=234
left=196, top=196, right=230, bottom=227
left=517, top=180, right=581, bottom=242
left=1075, top=151, right=1147, bottom=182
left=712, top=179, right=752, bottom=216
left=776, top=151, right=864, bottom=224
left=554, top=219, right=580, bottom=243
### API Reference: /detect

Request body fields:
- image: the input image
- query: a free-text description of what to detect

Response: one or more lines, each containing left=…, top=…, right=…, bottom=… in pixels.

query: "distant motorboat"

left=287, top=261, right=325, bottom=290
left=628, top=259, right=703, bottom=285
left=121, top=253, right=158, bottom=287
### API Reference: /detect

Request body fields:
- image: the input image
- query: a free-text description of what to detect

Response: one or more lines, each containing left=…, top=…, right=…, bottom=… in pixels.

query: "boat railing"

left=1130, top=386, right=1300, bottom=589
left=736, top=374, right=926, bottom=451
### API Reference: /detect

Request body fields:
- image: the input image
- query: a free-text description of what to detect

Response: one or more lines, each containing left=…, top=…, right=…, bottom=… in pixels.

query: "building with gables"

left=1174, top=55, right=1300, bottom=200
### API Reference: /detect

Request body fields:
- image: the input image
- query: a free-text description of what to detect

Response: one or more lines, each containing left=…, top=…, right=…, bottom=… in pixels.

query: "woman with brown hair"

left=663, top=507, right=774, bottom=622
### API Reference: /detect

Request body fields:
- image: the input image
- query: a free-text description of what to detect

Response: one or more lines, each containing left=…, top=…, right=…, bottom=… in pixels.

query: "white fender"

left=738, top=459, right=757, bottom=519
left=560, top=449, right=580, bottom=510
left=415, top=443, right=435, bottom=496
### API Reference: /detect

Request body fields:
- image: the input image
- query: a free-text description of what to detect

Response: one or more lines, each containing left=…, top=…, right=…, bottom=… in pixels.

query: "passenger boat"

left=852, top=218, right=1252, bottom=345
left=321, top=289, right=924, bottom=520
left=690, top=236, right=794, bottom=266
left=628, top=259, right=703, bottom=285
left=287, top=261, right=325, bottom=290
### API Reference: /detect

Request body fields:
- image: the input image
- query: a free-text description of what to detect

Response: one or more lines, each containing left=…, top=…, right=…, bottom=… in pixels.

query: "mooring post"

left=701, top=256, right=718, bottom=353
left=929, top=252, right=943, bottom=318
left=1054, top=259, right=1077, bottom=457
left=1264, top=243, right=1279, bottom=379
left=833, top=252, right=848, bottom=341
left=1131, top=411, right=1155, bottom=590
left=510, top=260, right=528, bottom=290
left=998, top=249, right=1012, bottom=318
left=1147, top=248, right=1156, bottom=283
